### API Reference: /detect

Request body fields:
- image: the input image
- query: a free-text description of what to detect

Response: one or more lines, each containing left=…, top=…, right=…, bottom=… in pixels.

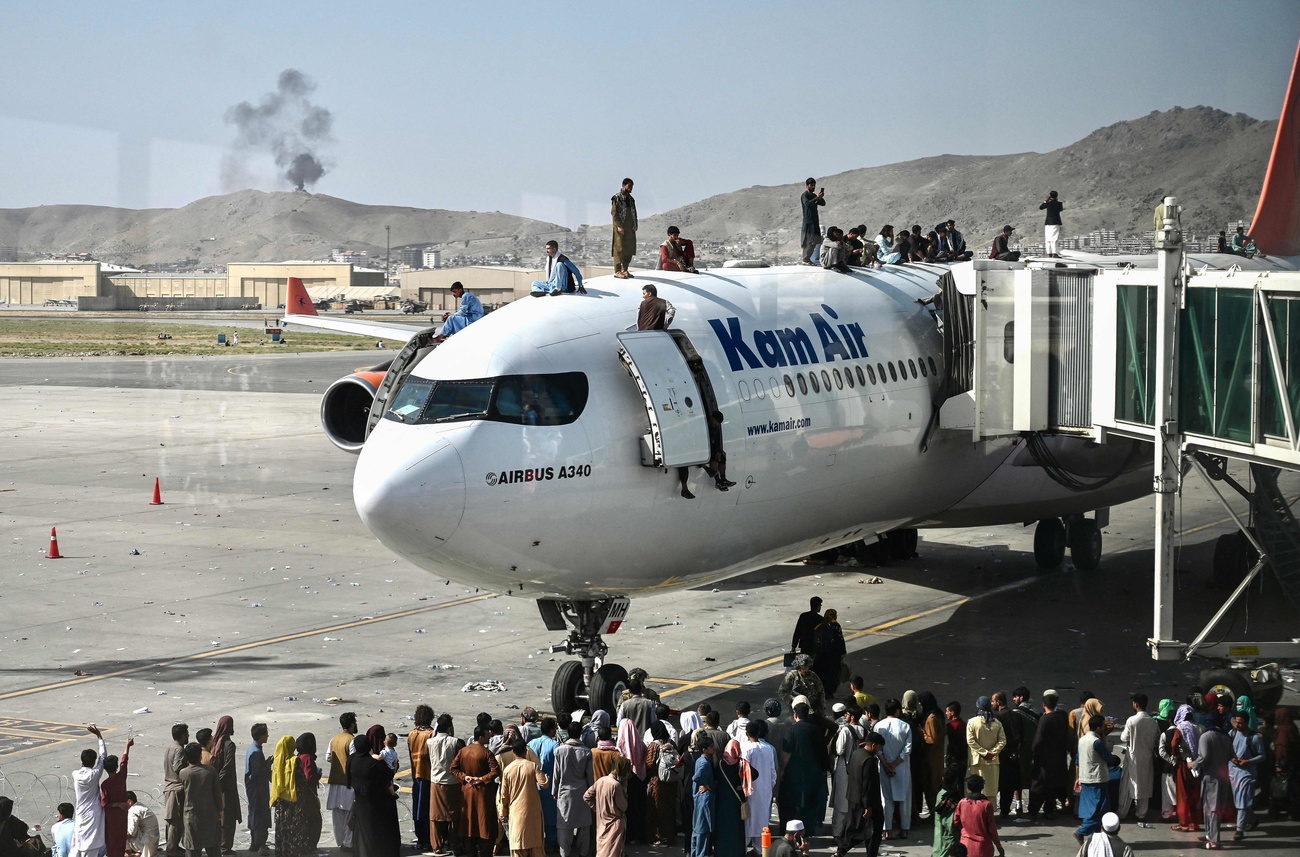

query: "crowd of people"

left=4, top=661, right=1295, bottom=857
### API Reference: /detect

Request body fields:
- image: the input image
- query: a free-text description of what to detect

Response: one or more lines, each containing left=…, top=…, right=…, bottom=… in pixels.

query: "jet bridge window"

left=384, top=373, right=588, bottom=426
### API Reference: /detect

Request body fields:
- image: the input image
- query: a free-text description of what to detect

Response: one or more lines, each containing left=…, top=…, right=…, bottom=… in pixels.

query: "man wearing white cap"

left=768, top=820, right=810, bottom=857
left=1077, top=812, right=1133, bottom=857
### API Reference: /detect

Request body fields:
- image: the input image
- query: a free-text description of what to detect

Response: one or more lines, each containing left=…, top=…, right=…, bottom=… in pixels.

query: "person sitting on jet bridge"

left=1231, top=226, right=1265, bottom=258
left=433, top=281, right=484, bottom=342
left=531, top=241, right=586, bottom=297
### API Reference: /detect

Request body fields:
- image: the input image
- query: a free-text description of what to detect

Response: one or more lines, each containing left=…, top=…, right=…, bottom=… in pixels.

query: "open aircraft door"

left=617, top=331, right=712, bottom=468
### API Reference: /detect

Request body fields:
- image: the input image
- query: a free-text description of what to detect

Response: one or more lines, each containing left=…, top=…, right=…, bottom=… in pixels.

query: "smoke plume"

left=224, top=69, right=332, bottom=191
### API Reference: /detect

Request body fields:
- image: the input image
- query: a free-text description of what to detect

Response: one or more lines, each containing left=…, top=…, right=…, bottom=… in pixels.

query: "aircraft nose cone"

left=353, top=429, right=466, bottom=564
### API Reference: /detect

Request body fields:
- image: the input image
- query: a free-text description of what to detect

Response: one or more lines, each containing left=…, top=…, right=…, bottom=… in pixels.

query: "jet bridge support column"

left=1150, top=197, right=1184, bottom=660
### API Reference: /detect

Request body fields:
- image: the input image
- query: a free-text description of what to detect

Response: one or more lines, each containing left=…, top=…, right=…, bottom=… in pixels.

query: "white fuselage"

left=352, top=265, right=1147, bottom=599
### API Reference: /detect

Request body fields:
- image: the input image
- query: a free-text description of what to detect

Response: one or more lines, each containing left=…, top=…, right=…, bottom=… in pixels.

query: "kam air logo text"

left=708, top=304, right=869, bottom=372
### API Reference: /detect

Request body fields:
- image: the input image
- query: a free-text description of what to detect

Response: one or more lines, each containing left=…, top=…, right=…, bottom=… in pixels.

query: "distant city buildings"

left=330, top=248, right=369, bottom=264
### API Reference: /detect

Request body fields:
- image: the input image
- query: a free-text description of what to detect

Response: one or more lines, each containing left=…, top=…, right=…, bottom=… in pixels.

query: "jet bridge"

left=935, top=197, right=1300, bottom=707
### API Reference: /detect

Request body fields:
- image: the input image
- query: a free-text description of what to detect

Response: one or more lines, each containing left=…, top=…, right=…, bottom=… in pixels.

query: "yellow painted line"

left=658, top=598, right=968, bottom=699
left=0, top=594, right=498, bottom=702
left=649, top=677, right=743, bottom=691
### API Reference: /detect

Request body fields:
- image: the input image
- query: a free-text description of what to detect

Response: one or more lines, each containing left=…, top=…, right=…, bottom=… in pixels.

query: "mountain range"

left=0, top=105, right=1276, bottom=269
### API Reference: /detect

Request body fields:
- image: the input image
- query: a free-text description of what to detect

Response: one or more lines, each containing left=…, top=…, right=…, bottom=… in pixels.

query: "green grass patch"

left=0, top=319, right=412, bottom=357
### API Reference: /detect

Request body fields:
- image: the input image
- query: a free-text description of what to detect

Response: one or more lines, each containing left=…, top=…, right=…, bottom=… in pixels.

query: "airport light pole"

left=385, top=225, right=391, bottom=287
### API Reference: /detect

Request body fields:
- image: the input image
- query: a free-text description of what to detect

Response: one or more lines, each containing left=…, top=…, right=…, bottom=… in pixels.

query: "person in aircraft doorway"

left=702, top=411, right=735, bottom=491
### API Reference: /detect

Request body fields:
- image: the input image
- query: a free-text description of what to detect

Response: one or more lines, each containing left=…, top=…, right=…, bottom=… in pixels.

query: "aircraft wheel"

left=551, top=661, right=585, bottom=717
left=1033, top=519, right=1066, bottom=569
left=1199, top=667, right=1251, bottom=704
left=888, top=528, right=919, bottom=560
left=586, top=663, right=629, bottom=717
left=1069, top=519, right=1102, bottom=571
left=1211, top=532, right=1253, bottom=586
left=1255, top=684, right=1284, bottom=710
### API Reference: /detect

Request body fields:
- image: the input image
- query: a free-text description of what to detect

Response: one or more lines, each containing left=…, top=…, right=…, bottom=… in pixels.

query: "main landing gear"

left=1033, top=512, right=1105, bottom=571
left=538, top=598, right=631, bottom=717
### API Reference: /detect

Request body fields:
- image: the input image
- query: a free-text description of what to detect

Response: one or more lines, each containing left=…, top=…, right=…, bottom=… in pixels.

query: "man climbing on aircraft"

left=611, top=178, right=638, bottom=279
left=434, top=282, right=484, bottom=342
left=531, top=241, right=585, bottom=297
left=1231, top=226, right=1265, bottom=258
left=636, top=285, right=669, bottom=331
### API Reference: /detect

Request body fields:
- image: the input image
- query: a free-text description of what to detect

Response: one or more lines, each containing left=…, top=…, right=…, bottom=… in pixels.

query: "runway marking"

left=0, top=717, right=113, bottom=759
left=649, top=677, right=743, bottom=691
left=0, top=594, right=498, bottom=702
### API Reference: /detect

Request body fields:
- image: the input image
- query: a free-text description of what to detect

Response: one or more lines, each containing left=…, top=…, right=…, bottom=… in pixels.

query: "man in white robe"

left=739, top=721, right=777, bottom=854
left=1119, top=693, right=1160, bottom=821
left=530, top=241, right=585, bottom=296
left=876, top=700, right=913, bottom=837
left=72, top=725, right=107, bottom=857
left=830, top=706, right=865, bottom=841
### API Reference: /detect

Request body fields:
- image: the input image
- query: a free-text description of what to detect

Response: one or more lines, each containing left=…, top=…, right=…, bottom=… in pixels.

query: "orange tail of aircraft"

left=1250, top=39, right=1300, bottom=255
left=286, top=276, right=318, bottom=315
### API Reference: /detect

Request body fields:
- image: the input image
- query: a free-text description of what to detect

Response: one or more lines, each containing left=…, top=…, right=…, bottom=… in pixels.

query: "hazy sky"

left=2, top=1, right=1297, bottom=227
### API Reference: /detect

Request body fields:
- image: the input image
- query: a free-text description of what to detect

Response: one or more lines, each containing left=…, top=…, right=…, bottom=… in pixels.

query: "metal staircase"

left=1249, top=463, right=1300, bottom=610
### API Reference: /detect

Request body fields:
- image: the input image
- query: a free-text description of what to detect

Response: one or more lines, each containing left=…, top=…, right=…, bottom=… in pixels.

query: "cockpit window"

left=384, top=372, right=588, bottom=427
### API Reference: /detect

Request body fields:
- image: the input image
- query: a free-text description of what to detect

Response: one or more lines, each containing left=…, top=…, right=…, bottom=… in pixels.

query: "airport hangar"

left=0, top=262, right=617, bottom=310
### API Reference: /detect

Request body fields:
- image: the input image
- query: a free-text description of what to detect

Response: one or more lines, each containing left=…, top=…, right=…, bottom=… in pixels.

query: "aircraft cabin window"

left=809, top=372, right=821, bottom=394
left=928, top=356, right=938, bottom=375
left=739, top=380, right=751, bottom=401
left=908, top=358, right=918, bottom=379
left=820, top=370, right=831, bottom=391
left=785, top=375, right=796, bottom=396
left=770, top=377, right=782, bottom=398
left=844, top=368, right=854, bottom=389
left=755, top=379, right=766, bottom=399
left=887, top=362, right=898, bottom=382
left=919, top=358, right=928, bottom=378
left=896, top=361, right=907, bottom=380
left=878, top=362, right=888, bottom=383
left=864, top=365, right=874, bottom=385
left=385, top=373, right=589, bottom=426
left=797, top=374, right=808, bottom=395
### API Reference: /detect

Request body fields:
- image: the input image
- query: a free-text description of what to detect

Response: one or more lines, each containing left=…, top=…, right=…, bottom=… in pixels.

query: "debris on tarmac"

left=132, top=707, right=150, bottom=714
left=462, top=680, right=507, bottom=693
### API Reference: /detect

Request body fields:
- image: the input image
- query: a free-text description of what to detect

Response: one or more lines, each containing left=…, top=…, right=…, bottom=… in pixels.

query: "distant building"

left=423, top=249, right=442, bottom=269
left=399, top=247, right=424, bottom=268
left=330, top=248, right=369, bottom=264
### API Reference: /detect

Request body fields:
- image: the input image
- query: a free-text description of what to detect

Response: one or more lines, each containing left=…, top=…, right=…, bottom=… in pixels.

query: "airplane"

left=282, top=42, right=1300, bottom=718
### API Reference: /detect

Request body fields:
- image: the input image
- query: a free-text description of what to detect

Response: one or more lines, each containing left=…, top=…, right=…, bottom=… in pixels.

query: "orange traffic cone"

left=150, top=477, right=164, bottom=506
left=47, top=527, right=62, bottom=559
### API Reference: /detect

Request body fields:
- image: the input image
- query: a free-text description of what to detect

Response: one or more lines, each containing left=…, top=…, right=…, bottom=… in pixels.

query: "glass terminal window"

left=385, top=372, right=589, bottom=426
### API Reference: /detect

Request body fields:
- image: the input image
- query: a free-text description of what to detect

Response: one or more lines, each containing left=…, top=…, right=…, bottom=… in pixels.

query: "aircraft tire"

left=587, top=663, right=629, bottom=717
left=1033, top=519, right=1066, bottom=569
left=1255, top=684, right=1284, bottom=710
left=1069, top=519, right=1102, bottom=571
left=1211, top=532, right=1252, bottom=586
left=888, top=528, right=918, bottom=560
left=1199, top=667, right=1251, bottom=705
left=551, top=661, right=585, bottom=717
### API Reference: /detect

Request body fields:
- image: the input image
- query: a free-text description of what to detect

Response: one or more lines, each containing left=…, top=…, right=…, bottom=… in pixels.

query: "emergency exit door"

left=617, top=331, right=711, bottom=468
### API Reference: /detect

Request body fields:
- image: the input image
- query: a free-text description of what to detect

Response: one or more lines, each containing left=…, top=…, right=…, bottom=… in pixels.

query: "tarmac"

left=0, top=348, right=1296, bottom=856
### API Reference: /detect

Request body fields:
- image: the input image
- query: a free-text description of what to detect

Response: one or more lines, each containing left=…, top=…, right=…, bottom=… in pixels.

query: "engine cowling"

left=320, top=370, right=388, bottom=453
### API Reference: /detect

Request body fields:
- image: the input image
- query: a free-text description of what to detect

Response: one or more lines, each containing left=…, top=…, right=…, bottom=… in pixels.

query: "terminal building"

left=0, top=261, right=386, bottom=309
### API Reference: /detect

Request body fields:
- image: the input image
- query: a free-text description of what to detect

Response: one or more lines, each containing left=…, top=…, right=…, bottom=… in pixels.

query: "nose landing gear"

left=538, top=597, right=631, bottom=717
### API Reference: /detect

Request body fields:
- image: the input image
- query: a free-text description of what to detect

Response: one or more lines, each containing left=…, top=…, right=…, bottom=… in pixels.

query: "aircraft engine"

left=320, top=369, right=388, bottom=453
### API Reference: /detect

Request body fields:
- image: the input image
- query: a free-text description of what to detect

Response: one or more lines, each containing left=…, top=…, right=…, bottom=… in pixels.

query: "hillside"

left=0, top=190, right=571, bottom=268
left=629, top=106, right=1274, bottom=259
left=0, top=106, right=1278, bottom=269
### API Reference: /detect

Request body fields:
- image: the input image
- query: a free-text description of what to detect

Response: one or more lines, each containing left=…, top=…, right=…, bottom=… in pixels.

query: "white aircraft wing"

left=280, top=313, right=429, bottom=343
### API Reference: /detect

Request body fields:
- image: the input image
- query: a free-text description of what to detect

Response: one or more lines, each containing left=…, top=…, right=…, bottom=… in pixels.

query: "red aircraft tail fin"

left=1249, top=39, right=1300, bottom=255
left=286, top=277, right=318, bottom=316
